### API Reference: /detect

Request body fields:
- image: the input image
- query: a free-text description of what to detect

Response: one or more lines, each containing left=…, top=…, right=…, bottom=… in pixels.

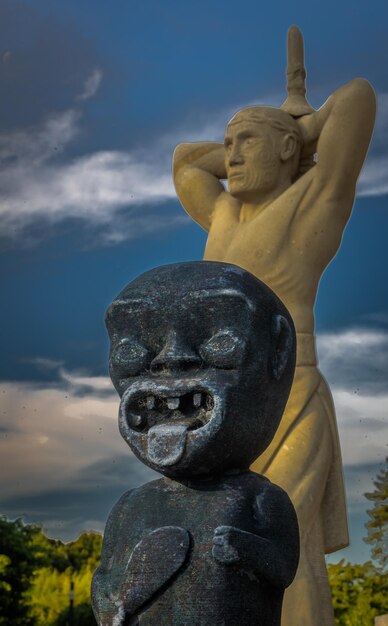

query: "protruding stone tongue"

left=147, top=423, right=188, bottom=467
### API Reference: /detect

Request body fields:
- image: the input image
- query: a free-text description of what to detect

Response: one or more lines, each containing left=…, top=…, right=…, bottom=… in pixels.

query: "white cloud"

left=59, top=369, right=113, bottom=392
left=317, top=328, right=388, bottom=394
left=318, top=327, right=388, bottom=352
left=317, top=328, right=388, bottom=368
left=0, top=109, right=79, bottom=166
left=77, top=68, right=103, bottom=101
left=0, top=372, right=121, bottom=500
left=331, top=389, right=387, bottom=466
left=316, top=328, right=387, bottom=469
left=0, top=113, right=177, bottom=242
left=0, top=59, right=185, bottom=245
left=23, top=357, right=65, bottom=371
left=0, top=92, right=279, bottom=246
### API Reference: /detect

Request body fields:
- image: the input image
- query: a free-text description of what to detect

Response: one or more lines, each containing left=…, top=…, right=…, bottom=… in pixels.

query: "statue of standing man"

left=172, top=26, right=376, bottom=626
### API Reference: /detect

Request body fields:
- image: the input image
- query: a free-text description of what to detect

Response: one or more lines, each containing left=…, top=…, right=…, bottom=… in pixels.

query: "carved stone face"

left=106, top=262, right=295, bottom=479
left=225, top=120, right=282, bottom=200
left=225, top=106, right=301, bottom=201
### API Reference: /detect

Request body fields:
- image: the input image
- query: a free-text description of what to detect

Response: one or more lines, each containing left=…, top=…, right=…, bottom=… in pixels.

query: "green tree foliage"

left=327, top=459, right=388, bottom=626
left=26, top=531, right=101, bottom=626
left=0, top=516, right=101, bottom=626
left=62, top=531, right=102, bottom=573
left=328, top=560, right=388, bottom=626
left=364, top=459, right=388, bottom=571
left=26, top=566, right=97, bottom=625
left=0, top=516, right=44, bottom=626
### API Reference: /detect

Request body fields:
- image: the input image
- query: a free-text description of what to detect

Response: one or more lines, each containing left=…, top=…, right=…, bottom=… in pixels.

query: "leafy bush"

left=328, top=560, right=388, bottom=626
left=0, top=517, right=101, bottom=626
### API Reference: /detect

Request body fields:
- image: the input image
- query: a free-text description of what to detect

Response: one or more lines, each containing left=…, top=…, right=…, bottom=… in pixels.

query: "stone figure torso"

left=103, top=473, right=292, bottom=625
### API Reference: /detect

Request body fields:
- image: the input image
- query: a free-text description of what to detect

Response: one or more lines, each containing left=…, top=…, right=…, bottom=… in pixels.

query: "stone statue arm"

left=172, top=142, right=227, bottom=231
left=298, top=78, right=376, bottom=219
left=212, top=482, right=299, bottom=588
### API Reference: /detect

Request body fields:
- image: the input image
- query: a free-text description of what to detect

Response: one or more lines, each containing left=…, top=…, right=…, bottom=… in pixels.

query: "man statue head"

left=106, top=261, right=296, bottom=479
left=225, top=106, right=303, bottom=201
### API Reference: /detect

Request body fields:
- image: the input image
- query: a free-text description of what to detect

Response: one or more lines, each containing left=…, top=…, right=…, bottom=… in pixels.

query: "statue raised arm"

left=173, top=26, right=375, bottom=243
left=172, top=26, right=376, bottom=626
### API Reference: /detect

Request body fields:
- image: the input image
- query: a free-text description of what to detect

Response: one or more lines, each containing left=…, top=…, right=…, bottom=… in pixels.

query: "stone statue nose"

left=229, top=147, right=244, bottom=167
left=150, top=331, right=201, bottom=373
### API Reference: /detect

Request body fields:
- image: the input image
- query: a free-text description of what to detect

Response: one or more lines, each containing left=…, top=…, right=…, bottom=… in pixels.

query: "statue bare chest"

left=205, top=207, right=296, bottom=279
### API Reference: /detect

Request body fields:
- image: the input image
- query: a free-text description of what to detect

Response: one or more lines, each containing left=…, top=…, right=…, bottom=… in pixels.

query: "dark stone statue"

left=91, top=261, right=299, bottom=626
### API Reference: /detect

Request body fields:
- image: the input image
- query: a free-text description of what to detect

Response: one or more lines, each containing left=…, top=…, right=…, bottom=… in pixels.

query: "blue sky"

left=0, top=0, right=387, bottom=565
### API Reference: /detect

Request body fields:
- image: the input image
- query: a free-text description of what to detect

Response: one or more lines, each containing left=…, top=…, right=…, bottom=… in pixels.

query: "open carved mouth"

left=125, top=389, right=215, bottom=433
left=119, top=383, right=222, bottom=468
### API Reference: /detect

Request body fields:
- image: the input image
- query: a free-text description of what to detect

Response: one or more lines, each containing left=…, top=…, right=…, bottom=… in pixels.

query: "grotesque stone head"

left=225, top=106, right=302, bottom=200
left=106, top=261, right=295, bottom=479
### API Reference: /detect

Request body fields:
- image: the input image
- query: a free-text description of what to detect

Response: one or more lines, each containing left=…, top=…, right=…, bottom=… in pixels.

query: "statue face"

left=106, top=263, right=294, bottom=478
left=224, top=120, right=283, bottom=201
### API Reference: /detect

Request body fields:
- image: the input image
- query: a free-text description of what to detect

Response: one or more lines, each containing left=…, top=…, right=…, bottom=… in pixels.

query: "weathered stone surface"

left=92, top=261, right=299, bottom=625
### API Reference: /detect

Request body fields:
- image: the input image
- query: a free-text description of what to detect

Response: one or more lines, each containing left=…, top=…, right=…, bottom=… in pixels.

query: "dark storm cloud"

left=317, top=328, right=388, bottom=395
left=1, top=455, right=156, bottom=541
left=0, top=0, right=103, bottom=131
left=75, top=454, right=158, bottom=490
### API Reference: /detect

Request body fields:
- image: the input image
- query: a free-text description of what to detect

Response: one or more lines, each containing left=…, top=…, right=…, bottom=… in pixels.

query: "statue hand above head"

left=280, top=25, right=314, bottom=117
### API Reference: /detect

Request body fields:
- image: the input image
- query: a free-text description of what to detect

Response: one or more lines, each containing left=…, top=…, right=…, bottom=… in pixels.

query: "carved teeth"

left=193, top=393, right=202, bottom=408
left=130, top=414, right=144, bottom=428
left=167, top=397, right=180, bottom=410
left=146, top=396, right=155, bottom=410
left=138, top=392, right=212, bottom=414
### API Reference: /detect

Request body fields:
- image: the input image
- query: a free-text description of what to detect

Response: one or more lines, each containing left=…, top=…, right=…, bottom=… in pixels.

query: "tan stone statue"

left=172, top=26, right=376, bottom=626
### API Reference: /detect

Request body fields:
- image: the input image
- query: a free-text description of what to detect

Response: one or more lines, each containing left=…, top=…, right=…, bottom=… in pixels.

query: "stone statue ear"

left=280, top=133, right=297, bottom=162
left=270, top=314, right=293, bottom=381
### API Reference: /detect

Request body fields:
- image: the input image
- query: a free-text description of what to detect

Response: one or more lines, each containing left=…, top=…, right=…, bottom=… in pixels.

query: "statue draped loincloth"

left=251, top=333, right=348, bottom=554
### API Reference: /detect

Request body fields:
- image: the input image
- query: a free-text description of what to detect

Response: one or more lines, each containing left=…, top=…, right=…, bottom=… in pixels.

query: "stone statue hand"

left=212, top=525, right=249, bottom=565
left=212, top=520, right=298, bottom=589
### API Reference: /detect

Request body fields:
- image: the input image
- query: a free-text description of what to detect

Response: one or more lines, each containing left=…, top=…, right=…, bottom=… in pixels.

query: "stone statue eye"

left=110, top=338, right=150, bottom=377
left=199, top=331, right=245, bottom=369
